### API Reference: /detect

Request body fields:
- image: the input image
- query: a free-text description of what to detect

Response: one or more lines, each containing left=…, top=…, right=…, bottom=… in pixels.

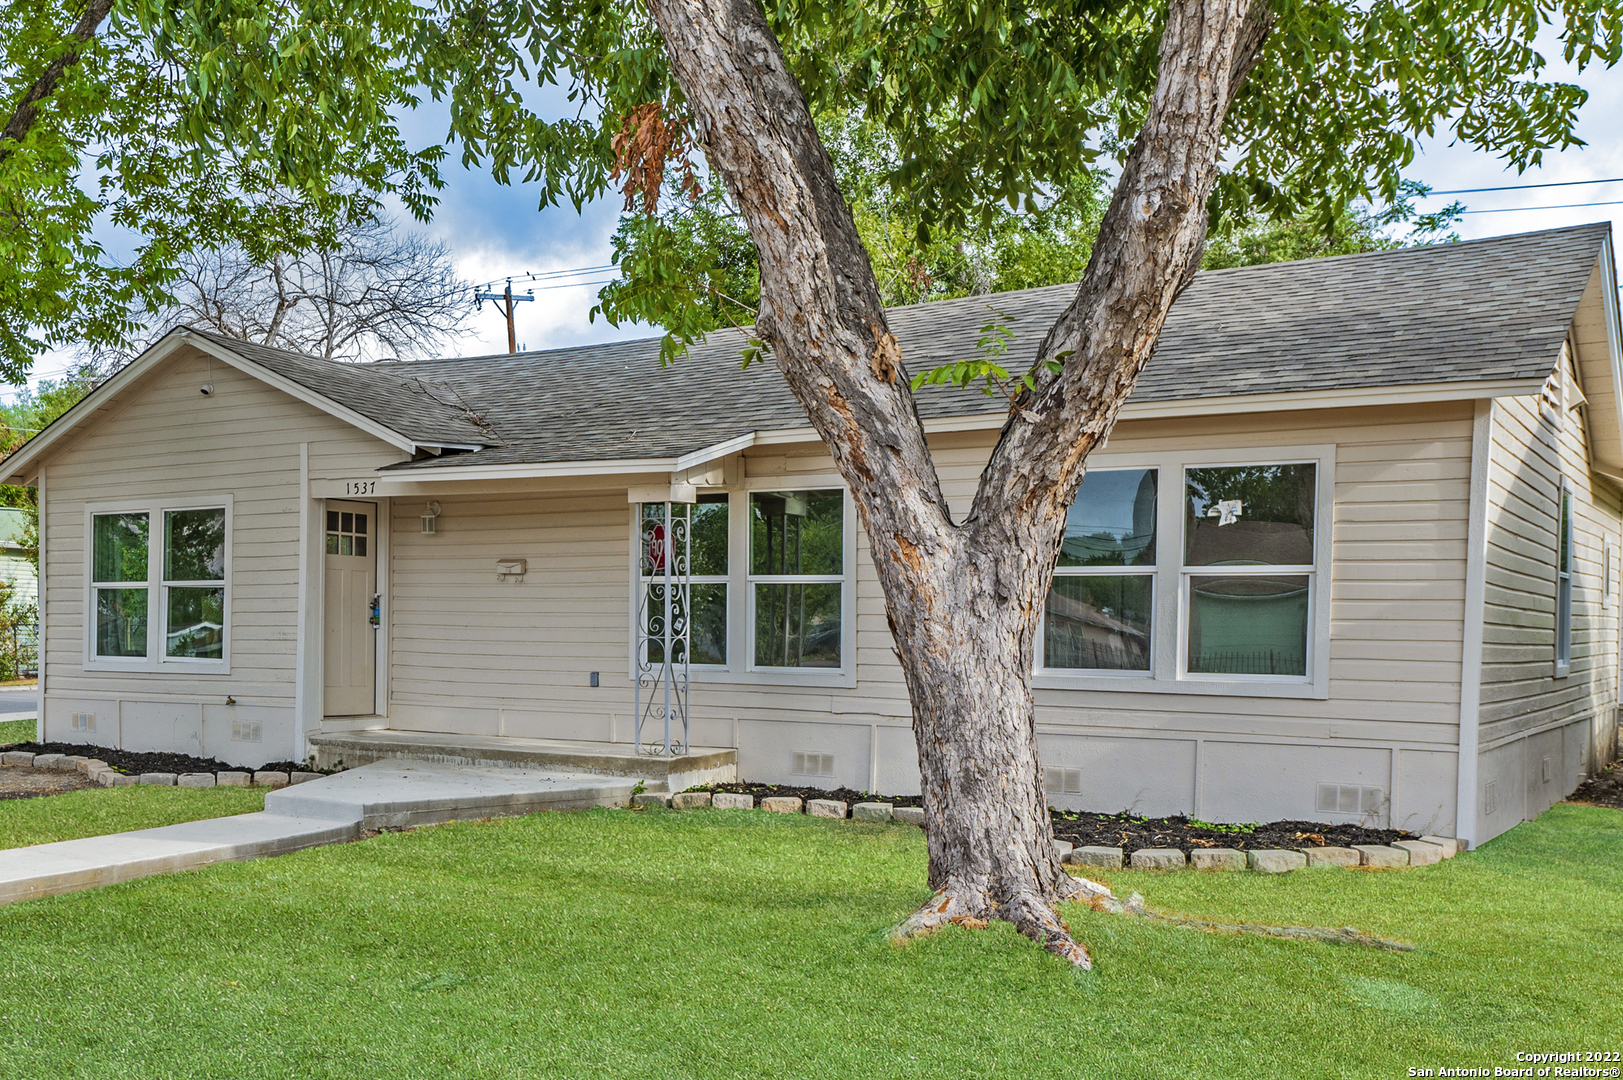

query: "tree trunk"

left=646, top=0, right=1271, bottom=966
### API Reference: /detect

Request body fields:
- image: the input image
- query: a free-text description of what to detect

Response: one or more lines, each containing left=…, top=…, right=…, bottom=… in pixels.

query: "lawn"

left=0, top=802, right=1616, bottom=1079
left=0, top=785, right=266, bottom=849
left=0, top=717, right=34, bottom=746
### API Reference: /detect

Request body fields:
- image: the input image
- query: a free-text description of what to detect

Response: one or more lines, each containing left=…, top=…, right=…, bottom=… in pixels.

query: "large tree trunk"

left=646, top=0, right=1271, bottom=967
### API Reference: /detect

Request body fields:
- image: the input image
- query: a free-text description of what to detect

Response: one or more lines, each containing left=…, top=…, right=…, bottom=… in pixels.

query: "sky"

left=10, top=32, right=1622, bottom=401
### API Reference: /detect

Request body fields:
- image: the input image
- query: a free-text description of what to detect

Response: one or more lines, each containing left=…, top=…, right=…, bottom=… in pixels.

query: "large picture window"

left=750, top=490, right=843, bottom=669
left=88, top=502, right=230, bottom=666
left=1183, top=463, right=1316, bottom=677
left=1043, top=468, right=1156, bottom=671
left=1037, top=448, right=1330, bottom=696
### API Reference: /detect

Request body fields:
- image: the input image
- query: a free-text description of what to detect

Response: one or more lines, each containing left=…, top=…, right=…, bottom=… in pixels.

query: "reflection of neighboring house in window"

left=0, top=508, right=36, bottom=607
left=1043, top=588, right=1149, bottom=670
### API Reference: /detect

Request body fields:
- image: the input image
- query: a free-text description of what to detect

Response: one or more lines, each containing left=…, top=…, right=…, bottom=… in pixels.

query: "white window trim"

left=1554, top=475, right=1574, bottom=678
left=1033, top=444, right=1334, bottom=700
left=626, top=483, right=857, bottom=689
left=83, top=496, right=233, bottom=675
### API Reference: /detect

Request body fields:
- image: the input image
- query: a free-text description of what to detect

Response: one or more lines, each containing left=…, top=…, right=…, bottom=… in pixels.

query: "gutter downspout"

left=1457, top=398, right=1494, bottom=849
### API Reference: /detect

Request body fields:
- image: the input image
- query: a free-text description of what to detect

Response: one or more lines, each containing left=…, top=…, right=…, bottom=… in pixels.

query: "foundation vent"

left=791, top=751, right=835, bottom=778
left=70, top=712, right=95, bottom=733
left=1045, top=767, right=1085, bottom=796
left=1484, top=779, right=1498, bottom=817
left=231, top=719, right=263, bottom=744
left=1315, top=783, right=1384, bottom=815
left=1541, top=755, right=1553, bottom=784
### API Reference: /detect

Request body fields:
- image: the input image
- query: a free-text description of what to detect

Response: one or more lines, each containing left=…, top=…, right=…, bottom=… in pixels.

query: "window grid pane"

left=96, top=587, right=148, bottom=657
left=1185, top=464, right=1316, bottom=567
left=164, top=508, right=225, bottom=582
left=1044, top=575, right=1152, bottom=670
left=1187, top=574, right=1310, bottom=676
left=1059, top=469, right=1157, bottom=567
left=753, top=582, right=841, bottom=668
left=92, top=513, right=149, bottom=584
left=167, top=587, right=225, bottom=659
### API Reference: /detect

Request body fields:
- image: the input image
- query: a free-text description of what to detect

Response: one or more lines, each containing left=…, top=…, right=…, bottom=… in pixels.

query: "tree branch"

left=0, top=0, right=115, bottom=166
left=967, top=0, right=1273, bottom=545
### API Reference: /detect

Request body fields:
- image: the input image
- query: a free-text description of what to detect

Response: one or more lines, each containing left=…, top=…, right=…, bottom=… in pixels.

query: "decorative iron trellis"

left=635, top=501, right=691, bottom=756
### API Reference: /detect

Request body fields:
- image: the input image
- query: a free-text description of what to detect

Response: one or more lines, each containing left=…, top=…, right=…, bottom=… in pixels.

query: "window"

left=91, top=513, right=150, bottom=658
left=640, top=496, right=729, bottom=666
left=1556, top=480, right=1573, bottom=672
left=88, top=502, right=229, bottom=666
left=1183, top=463, right=1317, bottom=678
left=164, top=508, right=226, bottom=660
left=1043, top=468, right=1156, bottom=671
left=750, top=490, right=843, bottom=669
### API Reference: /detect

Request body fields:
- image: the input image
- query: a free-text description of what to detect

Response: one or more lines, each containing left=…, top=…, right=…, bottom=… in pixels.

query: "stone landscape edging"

left=0, top=751, right=321, bottom=790
left=635, top=791, right=1465, bottom=872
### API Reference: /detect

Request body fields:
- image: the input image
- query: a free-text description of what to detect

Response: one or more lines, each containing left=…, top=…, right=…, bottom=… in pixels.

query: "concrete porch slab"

left=308, top=729, right=736, bottom=790
left=266, top=761, right=651, bottom=830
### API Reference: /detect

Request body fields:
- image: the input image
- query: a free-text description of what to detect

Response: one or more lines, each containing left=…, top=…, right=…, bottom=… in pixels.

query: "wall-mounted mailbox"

left=496, top=558, right=527, bottom=582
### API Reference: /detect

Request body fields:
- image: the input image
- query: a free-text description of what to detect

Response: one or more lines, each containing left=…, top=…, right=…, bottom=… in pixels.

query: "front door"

left=324, top=500, right=376, bottom=716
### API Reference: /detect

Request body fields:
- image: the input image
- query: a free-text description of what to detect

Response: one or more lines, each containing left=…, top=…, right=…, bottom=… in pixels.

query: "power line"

left=472, top=264, right=618, bottom=293
left=1429, top=175, right=1623, bottom=196
left=1459, top=199, right=1623, bottom=214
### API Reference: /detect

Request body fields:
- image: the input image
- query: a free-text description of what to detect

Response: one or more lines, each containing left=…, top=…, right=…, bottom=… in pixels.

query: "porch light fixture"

left=421, top=501, right=442, bottom=534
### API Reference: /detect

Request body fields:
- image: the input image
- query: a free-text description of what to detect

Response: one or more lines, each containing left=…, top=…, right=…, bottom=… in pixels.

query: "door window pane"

left=167, top=587, right=225, bottom=659
left=1187, top=575, right=1309, bottom=676
left=164, top=508, right=225, bottom=581
left=754, top=582, right=841, bottom=667
left=1185, top=464, right=1316, bottom=566
left=92, top=513, right=149, bottom=583
left=96, top=588, right=148, bottom=657
left=750, top=491, right=843, bottom=576
left=1044, top=575, right=1152, bottom=670
left=1059, top=469, right=1157, bottom=567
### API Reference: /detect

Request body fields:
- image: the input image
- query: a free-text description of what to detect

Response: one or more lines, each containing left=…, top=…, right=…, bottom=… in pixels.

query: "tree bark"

left=0, top=0, right=115, bottom=166
left=645, top=0, right=1271, bottom=966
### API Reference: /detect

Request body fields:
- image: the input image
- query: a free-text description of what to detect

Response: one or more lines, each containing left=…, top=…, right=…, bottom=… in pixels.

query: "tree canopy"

left=1, top=0, right=1615, bottom=378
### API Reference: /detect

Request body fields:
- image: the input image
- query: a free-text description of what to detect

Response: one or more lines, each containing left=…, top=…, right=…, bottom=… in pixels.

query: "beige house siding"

left=379, top=401, right=1473, bottom=833
left=38, top=348, right=402, bottom=765
left=1477, top=364, right=1622, bottom=841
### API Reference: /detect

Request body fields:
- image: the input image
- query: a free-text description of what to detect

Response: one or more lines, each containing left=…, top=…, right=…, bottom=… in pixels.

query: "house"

left=0, top=507, right=36, bottom=609
left=5, top=223, right=1620, bottom=847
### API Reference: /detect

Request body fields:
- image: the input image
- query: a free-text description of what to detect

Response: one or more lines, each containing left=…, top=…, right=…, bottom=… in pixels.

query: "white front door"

left=324, top=500, right=377, bottom=717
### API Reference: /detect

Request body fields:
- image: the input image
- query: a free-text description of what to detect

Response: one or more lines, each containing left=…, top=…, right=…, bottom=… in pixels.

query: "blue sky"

left=13, top=34, right=1622, bottom=396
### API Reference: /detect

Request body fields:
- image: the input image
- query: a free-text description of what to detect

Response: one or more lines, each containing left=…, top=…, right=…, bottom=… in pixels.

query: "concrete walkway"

left=0, top=761, right=650, bottom=907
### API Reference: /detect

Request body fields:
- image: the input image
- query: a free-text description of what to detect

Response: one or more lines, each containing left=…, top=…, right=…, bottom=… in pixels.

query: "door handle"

left=369, top=593, right=381, bottom=628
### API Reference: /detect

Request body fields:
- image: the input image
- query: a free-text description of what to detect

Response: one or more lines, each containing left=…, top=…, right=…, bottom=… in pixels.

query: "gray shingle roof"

left=199, top=222, right=1612, bottom=469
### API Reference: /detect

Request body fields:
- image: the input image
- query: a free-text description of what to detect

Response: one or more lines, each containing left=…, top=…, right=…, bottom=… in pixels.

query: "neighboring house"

left=0, top=507, right=36, bottom=608
left=4, top=223, right=1620, bottom=847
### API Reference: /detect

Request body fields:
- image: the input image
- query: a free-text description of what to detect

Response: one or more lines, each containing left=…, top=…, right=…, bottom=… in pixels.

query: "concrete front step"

left=308, top=729, right=735, bottom=790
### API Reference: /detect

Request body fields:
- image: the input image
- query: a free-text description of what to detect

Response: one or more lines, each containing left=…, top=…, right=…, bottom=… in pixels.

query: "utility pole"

left=474, top=279, right=535, bottom=353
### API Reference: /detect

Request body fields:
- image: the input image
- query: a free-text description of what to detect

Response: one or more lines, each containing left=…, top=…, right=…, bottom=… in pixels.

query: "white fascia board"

left=304, top=375, right=1556, bottom=488
left=183, top=334, right=419, bottom=454
left=747, top=377, right=1550, bottom=447
left=1597, top=236, right=1623, bottom=471
left=673, top=431, right=759, bottom=471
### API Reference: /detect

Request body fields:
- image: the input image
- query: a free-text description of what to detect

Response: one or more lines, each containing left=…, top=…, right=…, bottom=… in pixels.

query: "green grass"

left=0, top=785, right=266, bottom=849
left=0, top=802, right=1617, bottom=1079
left=0, top=717, right=34, bottom=746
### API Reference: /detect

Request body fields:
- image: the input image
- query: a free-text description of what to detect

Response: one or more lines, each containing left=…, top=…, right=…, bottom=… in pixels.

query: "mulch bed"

left=1567, top=760, right=1623, bottom=809
left=3, top=741, right=268, bottom=777
left=703, top=781, right=1416, bottom=856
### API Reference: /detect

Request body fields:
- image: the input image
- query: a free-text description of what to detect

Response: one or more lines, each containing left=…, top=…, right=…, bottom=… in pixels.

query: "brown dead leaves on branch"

left=610, top=102, right=702, bottom=215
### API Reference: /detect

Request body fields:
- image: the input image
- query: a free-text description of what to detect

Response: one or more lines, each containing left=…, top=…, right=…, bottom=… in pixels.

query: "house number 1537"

left=344, top=480, right=377, bottom=495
